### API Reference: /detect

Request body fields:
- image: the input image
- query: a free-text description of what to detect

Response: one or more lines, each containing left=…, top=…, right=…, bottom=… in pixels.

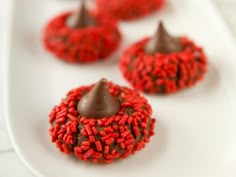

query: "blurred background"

left=0, top=0, right=235, bottom=176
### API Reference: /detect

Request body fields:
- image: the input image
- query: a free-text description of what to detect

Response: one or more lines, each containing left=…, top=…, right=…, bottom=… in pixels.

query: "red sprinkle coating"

left=95, top=0, right=165, bottom=20
left=43, top=11, right=121, bottom=63
left=49, top=81, right=156, bottom=163
left=119, top=37, right=208, bottom=94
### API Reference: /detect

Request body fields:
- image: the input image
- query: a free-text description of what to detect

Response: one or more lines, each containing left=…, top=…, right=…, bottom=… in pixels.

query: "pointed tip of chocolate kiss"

left=66, top=0, right=96, bottom=29
left=144, top=21, right=183, bottom=55
left=77, top=78, right=120, bottom=118
left=158, top=21, right=165, bottom=33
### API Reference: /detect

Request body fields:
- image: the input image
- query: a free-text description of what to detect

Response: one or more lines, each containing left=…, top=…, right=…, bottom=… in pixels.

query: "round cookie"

left=119, top=22, right=208, bottom=94
left=95, top=0, right=165, bottom=20
left=43, top=2, right=121, bottom=63
left=49, top=78, right=156, bottom=163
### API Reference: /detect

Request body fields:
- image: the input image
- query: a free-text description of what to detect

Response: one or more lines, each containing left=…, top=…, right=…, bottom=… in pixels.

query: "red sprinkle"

left=125, top=139, right=134, bottom=145
left=52, top=125, right=60, bottom=140
left=95, top=141, right=103, bottom=151
left=104, top=126, right=113, bottom=133
left=104, top=117, right=114, bottom=126
left=83, top=149, right=94, bottom=159
left=92, top=127, right=98, bottom=135
left=104, top=145, right=109, bottom=154
left=93, top=152, right=103, bottom=159
left=104, top=159, right=114, bottom=164
left=112, top=125, right=118, bottom=130
left=116, top=138, right=124, bottom=143
left=120, top=142, right=125, bottom=149
left=56, top=140, right=64, bottom=152
left=74, top=146, right=82, bottom=153
left=82, top=141, right=90, bottom=146
left=106, top=138, right=115, bottom=145
left=85, top=125, right=93, bottom=136
left=121, top=130, right=130, bottom=138
left=81, top=128, right=87, bottom=137
left=81, top=145, right=90, bottom=151
left=67, top=114, right=77, bottom=121
left=100, top=130, right=107, bottom=136
left=92, top=158, right=99, bottom=163
left=62, top=144, right=71, bottom=154
left=89, top=136, right=95, bottom=142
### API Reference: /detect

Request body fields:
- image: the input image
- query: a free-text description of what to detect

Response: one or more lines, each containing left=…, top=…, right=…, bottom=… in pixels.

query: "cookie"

left=49, top=78, right=156, bottom=163
left=95, top=0, right=165, bottom=20
left=43, top=2, right=121, bottom=63
left=119, top=22, right=207, bottom=94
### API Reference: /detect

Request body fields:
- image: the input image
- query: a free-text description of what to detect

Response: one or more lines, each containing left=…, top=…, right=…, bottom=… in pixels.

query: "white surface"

left=215, top=0, right=236, bottom=38
left=1, top=0, right=236, bottom=177
left=0, top=152, right=34, bottom=177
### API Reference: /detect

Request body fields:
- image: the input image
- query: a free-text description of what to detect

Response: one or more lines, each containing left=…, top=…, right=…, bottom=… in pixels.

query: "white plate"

left=5, top=0, right=236, bottom=176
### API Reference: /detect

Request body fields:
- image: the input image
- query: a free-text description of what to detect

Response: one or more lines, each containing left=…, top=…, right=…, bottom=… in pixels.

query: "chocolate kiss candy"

left=77, top=78, right=120, bottom=118
left=144, top=21, right=183, bottom=55
left=66, top=0, right=96, bottom=29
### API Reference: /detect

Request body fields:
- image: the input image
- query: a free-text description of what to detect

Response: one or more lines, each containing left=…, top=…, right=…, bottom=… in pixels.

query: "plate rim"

left=4, top=0, right=46, bottom=176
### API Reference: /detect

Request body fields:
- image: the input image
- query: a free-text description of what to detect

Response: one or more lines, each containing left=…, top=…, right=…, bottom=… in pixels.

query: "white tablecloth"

left=0, top=0, right=236, bottom=176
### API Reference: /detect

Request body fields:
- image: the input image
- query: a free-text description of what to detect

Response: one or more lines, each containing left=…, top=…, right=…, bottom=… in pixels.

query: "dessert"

left=119, top=22, right=207, bottom=94
left=43, top=1, right=121, bottom=63
left=49, top=78, right=156, bottom=163
left=95, top=0, right=165, bottom=20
